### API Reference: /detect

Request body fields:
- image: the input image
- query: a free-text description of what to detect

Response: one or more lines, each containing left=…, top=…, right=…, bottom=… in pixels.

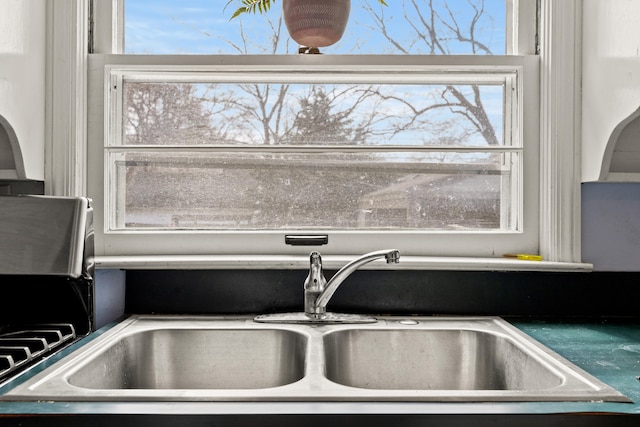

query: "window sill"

left=95, top=255, right=593, bottom=272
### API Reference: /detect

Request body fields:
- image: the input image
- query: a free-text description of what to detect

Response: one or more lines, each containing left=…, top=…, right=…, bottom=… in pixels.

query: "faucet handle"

left=304, top=251, right=327, bottom=292
left=304, top=251, right=327, bottom=316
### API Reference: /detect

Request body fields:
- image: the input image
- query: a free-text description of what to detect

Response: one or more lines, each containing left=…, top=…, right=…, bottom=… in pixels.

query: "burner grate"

left=0, top=323, right=76, bottom=383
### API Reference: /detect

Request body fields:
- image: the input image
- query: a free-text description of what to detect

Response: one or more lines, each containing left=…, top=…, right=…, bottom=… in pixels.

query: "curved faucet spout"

left=306, top=249, right=400, bottom=316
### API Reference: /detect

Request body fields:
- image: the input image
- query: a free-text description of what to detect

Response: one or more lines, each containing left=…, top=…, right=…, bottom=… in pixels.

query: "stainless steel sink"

left=324, top=329, right=563, bottom=390
left=68, top=328, right=306, bottom=390
left=1, top=315, right=631, bottom=402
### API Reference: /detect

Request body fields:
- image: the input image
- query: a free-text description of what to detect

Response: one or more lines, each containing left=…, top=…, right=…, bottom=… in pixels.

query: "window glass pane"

left=110, top=151, right=517, bottom=230
left=123, top=81, right=505, bottom=146
left=110, top=68, right=520, bottom=235
left=124, top=0, right=507, bottom=55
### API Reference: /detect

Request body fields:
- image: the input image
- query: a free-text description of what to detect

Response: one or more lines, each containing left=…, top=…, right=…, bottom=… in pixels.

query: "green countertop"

left=512, top=319, right=640, bottom=414
left=0, top=318, right=638, bottom=425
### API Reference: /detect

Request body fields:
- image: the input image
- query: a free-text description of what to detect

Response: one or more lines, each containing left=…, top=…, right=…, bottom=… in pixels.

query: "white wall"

left=0, top=0, right=46, bottom=180
left=582, top=183, right=640, bottom=271
left=582, top=0, right=640, bottom=182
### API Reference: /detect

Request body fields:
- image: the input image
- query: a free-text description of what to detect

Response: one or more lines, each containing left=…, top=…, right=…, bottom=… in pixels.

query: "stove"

left=0, top=195, right=95, bottom=386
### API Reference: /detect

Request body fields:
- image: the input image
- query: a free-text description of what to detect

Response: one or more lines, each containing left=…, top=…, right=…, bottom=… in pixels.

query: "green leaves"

left=226, top=0, right=276, bottom=20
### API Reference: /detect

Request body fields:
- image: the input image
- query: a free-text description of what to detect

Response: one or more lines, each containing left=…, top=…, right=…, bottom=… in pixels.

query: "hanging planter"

left=226, top=0, right=387, bottom=49
left=282, top=0, right=350, bottom=48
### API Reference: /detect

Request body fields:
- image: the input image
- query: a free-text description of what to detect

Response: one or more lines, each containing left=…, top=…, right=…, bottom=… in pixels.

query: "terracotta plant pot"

left=283, top=0, right=351, bottom=48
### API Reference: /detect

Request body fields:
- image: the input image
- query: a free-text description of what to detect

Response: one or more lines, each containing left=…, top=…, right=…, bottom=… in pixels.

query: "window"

left=64, top=0, right=587, bottom=266
left=84, top=0, right=543, bottom=259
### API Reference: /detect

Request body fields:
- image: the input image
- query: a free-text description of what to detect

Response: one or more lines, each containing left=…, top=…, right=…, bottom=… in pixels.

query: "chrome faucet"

left=254, top=249, right=400, bottom=324
left=304, top=249, right=400, bottom=318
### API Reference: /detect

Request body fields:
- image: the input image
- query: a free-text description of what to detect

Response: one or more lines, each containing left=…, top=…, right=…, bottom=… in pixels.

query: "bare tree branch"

left=365, top=0, right=498, bottom=145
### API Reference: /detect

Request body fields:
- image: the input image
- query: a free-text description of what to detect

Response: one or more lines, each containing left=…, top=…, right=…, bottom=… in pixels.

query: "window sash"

left=107, top=65, right=520, bottom=148
left=89, top=54, right=538, bottom=257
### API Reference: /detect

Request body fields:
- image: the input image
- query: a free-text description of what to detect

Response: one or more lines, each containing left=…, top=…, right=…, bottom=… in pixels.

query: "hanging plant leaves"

left=226, top=0, right=276, bottom=20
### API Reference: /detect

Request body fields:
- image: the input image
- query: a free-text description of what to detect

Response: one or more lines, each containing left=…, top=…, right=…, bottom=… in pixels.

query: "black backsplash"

left=1, top=276, right=94, bottom=336
left=125, top=270, right=640, bottom=319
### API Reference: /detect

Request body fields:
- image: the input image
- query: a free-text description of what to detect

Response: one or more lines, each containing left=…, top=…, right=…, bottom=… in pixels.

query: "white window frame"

left=97, top=57, right=534, bottom=256
left=46, top=0, right=590, bottom=271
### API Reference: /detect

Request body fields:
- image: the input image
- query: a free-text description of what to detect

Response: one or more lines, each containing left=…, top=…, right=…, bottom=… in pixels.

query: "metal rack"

left=0, top=323, right=76, bottom=382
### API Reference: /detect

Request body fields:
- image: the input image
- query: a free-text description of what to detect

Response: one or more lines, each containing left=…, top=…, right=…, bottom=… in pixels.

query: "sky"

left=123, top=0, right=507, bottom=55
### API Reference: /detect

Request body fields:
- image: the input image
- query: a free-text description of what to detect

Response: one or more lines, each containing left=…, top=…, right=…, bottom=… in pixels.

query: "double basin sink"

left=2, top=315, right=630, bottom=402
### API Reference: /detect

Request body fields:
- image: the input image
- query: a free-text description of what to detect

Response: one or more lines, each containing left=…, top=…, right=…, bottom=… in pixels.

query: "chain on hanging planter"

left=282, top=0, right=350, bottom=48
